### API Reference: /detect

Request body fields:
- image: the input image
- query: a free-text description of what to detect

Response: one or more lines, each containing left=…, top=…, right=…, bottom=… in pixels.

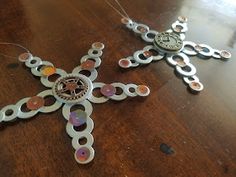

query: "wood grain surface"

left=0, top=0, right=236, bottom=176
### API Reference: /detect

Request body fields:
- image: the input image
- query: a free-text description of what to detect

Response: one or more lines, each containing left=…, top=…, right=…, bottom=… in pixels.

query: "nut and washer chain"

left=0, top=42, right=150, bottom=164
left=119, top=16, right=231, bottom=93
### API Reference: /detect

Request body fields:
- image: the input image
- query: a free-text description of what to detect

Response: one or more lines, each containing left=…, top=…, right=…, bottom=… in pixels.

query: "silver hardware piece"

left=74, top=145, right=95, bottom=164
left=1, top=105, right=19, bottom=122
left=16, top=97, right=39, bottom=119
left=1, top=42, right=150, bottom=164
left=124, top=84, right=138, bottom=97
left=72, top=66, right=98, bottom=81
left=120, top=16, right=231, bottom=93
left=176, top=63, right=197, bottom=77
left=52, top=74, right=93, bottom=104
left=62, top=100, right=93, bottom=121
left=40, top=69, right=67, bottom=88
left=110, top=83, right=128, bottom=101
left=31, top=61, right=54, bottom=77
left=72, top=132, right=94, bottom=149
left=166, top=53, right=190, bottom=66
left=88, top=82, right=109, bottom=104
left=25, top=57, right=42, bottom=68
left=80, top=55, right=101, bottom=68
left=183, top=75, right=200, bottom=84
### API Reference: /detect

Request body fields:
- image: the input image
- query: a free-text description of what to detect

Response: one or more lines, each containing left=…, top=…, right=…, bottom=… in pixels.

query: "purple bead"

left=69, top=109, right=87, bottom=126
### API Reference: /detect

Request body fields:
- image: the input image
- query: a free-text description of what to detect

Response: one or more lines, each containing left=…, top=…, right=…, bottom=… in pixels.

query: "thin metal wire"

left=105, top=0, right=130, bottom=19
left=114, top=0, right=131, bottom=20
left=0, top=42, right=30, bottom=59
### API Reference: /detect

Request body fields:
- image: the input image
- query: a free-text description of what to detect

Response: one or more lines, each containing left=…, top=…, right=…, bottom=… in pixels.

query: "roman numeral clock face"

left=154, top=32, right=183, bottom=53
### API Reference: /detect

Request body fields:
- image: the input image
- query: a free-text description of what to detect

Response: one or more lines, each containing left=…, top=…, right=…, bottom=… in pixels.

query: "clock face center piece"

left=153, top=32, right=183, bottom=53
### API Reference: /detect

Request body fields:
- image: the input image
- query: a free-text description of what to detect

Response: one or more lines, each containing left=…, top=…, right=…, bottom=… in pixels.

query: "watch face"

left=154, top=32, right=183, bottom=52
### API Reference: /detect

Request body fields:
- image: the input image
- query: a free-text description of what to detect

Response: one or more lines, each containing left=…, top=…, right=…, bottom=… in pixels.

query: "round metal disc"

left=52, top=74, right=93, bottom=104
left=154, top=32, right=183, bottom=53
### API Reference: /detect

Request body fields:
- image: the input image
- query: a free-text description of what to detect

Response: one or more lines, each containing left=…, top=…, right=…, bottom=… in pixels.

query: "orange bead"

left=41, top=66, right=56, bottom=76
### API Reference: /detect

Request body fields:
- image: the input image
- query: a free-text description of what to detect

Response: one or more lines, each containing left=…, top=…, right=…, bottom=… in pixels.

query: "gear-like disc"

left=52, top=74, right=93, bottom=104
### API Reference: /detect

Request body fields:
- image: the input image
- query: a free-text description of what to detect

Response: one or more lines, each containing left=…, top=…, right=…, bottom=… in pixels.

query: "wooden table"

left=0, top=0, right=236, bottom=176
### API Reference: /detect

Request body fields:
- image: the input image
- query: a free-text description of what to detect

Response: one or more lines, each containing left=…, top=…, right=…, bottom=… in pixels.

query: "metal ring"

left=133, top=50, right=153, bottom=64
left=172, top=21, right=188, bottom=33
left=133, top=23, right=149, bottom=34
left=126, top=56, right=140, bottom=67
left=31, top=61, right=54, bottom=77
left=15, top=97, right=39, bottom=119
left=166, top=53, right=190, bottom=66
left=72, top=132, right=94, bottom=149
left=212, top=49, right=221, bottom=59
left=74, top=145, right=95, bottom=164
left=124, top=84, right=138, bottom=97
left=40, top=69, right=67, bottom=88
left=183, top=75, right=200, bottom=84
left=126, top=21, right=137, bottom=30
left=72, top=66, right=98, bottom=82
left=198, top=44, right=214, bottom=57
left=110, top=83, right=128, bottom=101
left=25, top=57, right=42, bottom=68
left=62, top=100, right=93, bottom=121
left=66, top=117, right=94, bottom=137
left=182, top=41, right=198, bottom=56
left=88, top=82, right=109, bottom=104
left=1, top=105, right=19, bottom=122
left=92, top=42, right=105, bottom=50
left=176, top=63, right=197, bottom=77
left=0, top=110, right=5, bottom=122
left=179, top=33, right=186, bottom=40
left=88, top=49, right=103, bottom=58
left=141, top=30, right=158, bottom=43
left=37, top=90, right=63, bottom=113
left=143, top=45, right=165, bottom=61
left=80, top=55, right=101, bottom=68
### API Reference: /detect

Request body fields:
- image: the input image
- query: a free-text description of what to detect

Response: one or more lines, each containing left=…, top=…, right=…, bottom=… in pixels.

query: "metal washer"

left=88, top=49, right=103, bottom=58
left=31, top=61, right=54, bottom=77
left=212, top=49, right=221, bottom=59
left=72, top=132, right=94, bottom=149
left=37, top=90, right=63, bottom=113
left=134, top=50, right=153, bottom=64
left=166, top=52, right=190, bottom=66
left=141, top=30, right=158, bottom=43
left=143, top=45, right=164, bottom=61
left=182, top=41, right=197, bottom=56
left=80, top=55, right=101, bottom=68
left=197, top=44, right=214, bottom=57
left=110, top=83, right=128, bottom=101
left=74, top=145, right=95, bottom=164
left=176, top=63, right=197, bottom=77
left=72, top=66, right=98, bottom=82
left=40, top=68, right=67, bottom=88
left=183, top=75, right=200, bottom=84
left=25, top=57, right=42, bottom=68
left=62, top=100, right=93, bottom=121
left=127, top=56, right=140, bottom=67
left=88, top=82, right=109, bottom=104
left=16, top=97, right=39, bottom=119
left=124, top=84, right=138, bottom=97
left=133, top=23, right=150, bottom=34
left=1, top=105, right=19, bottom=122
left=66, top=117, right=94, bottom=138
left=172, top=21, right=188, bottom=33
left=0, top=110, right=5, bottom=122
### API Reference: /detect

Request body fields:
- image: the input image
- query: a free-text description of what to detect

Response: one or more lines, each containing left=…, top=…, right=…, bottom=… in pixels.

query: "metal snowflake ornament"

left=118, top=16, right=231, bottom=93
left=0, top=42, right=150, bottom=164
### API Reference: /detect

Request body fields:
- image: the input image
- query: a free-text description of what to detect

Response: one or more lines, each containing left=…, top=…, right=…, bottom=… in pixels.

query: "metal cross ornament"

left=118, top=16, right=231, bottom=93
left=0, top=42, right=150, bottom=164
